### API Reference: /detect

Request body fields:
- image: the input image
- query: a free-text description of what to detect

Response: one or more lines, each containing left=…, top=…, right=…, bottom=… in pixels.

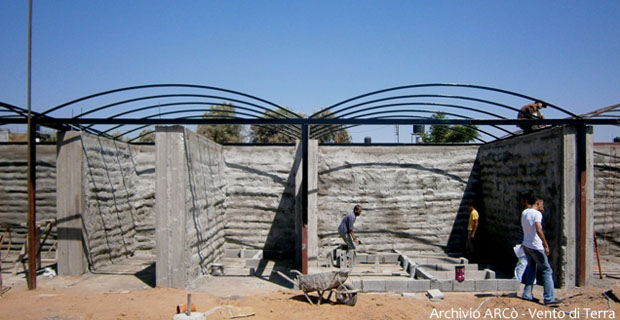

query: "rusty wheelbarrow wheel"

left=336, top=284, right=358, bottom=306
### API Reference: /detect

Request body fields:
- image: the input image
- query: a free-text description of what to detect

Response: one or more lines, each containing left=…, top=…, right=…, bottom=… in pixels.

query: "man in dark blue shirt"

left=338, top=205, right=362, bottom=249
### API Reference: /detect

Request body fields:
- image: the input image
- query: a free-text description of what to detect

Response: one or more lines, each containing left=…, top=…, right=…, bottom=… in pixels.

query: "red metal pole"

left=301, top=124, right=308, bottom=274
left=577, top=124, right=587, bottom=286
left=26, top=0, right=38, bottom=290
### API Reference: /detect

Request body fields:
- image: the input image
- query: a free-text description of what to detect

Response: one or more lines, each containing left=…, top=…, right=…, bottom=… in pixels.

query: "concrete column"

left=561, top=125, right=595, bottom=288
left=562, top=126, right=577, bottom=288
left=155, top=126, right=189, bottom=288
left=584, top=126, right=594, bottom=286
left=307, top=140, right=319, bottom=264
left=56, top=131, right=87, bottom=275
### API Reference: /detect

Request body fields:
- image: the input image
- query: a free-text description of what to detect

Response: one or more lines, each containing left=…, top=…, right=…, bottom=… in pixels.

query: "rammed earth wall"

left=1, top=125, right=606, bottom=289
left=316, top=145, right=480, bottom=256
left=79, top=133, right=156, bottom=268
left=0, top=144, right=57, bottom=256
left=593, top=143, right=620, bottom=256
left=477, top=126, right=594, bottom=288
left=222, top=145, right=298, bottom=259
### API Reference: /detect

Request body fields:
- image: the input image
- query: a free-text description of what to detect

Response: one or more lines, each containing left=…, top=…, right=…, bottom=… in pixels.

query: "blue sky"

left=1, top=1, right=619, bottom=142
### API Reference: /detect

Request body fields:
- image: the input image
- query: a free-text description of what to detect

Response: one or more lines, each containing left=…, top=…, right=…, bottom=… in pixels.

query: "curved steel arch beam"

left=312, top=94, right=523, bottom=120
left=337, top=102, right=508, bottom=120
left=310, top=112, right=500, bottom=142
left=109, top=110, right=300, bottom=141
left=83, top=100, right=296, bottom=132
left=73, top=93, right=300, bottom=121
left=310, top=83, right=578, bottom=118
left=312, top=115, right=488, bottom=144
left=310, top=106, right=513, bottom=139
left=123, top=115, right=300, bottom=143
left=41, top=84, right=299, bottom=119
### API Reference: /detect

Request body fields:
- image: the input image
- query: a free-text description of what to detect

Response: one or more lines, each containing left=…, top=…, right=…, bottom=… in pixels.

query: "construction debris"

left=426, top=289, right=444, bottom=301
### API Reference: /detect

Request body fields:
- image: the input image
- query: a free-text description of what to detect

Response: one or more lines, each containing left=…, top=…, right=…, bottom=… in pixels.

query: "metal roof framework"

left=1, top=83, right=619, bottom=289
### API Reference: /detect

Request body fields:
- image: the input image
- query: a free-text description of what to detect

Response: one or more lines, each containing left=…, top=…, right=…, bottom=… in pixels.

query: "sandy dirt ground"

left=1, top=270, right=619, bottom=320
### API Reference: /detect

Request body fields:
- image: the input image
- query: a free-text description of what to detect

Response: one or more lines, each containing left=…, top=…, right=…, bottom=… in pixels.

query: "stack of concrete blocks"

left=349, top=251, right=519, bottom=293
left=56, top=131, right=156, bottom=275
left=155, top=127, right=226, bottom=288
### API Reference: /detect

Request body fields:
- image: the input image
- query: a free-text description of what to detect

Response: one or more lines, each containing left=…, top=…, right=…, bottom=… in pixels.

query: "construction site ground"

left=2, top=255, right=620, bottom=320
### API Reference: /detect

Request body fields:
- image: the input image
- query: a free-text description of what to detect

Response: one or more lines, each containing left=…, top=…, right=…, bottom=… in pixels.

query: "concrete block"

left=224, top=249, right=239, bottom=258
left=426, top=289, right=444, bottom=300
left=432, top=271, right=452, bottom=280
left=379, top=253, right=400, bottom=263
left=173, top=312, right=206, bottom=320
left=356, top=254, right=369, bottom=264
left=475, top=279, right=498, bottom=292
left=415, top=267, right=435, bottom=280
left=384, top=279, right=410, bottom=293
left=453, top=280, right=475, bottom=292
left=497, top=279, right=520, bottom=292
left=484, top=269, right=496, bottom=279
left=351, top=278, right=363, bottom=291
left=244, top=259, right=262, bottom=269
left=408, top=280, right=431, bottom=292
left=398, top=255, right=410, bottom=270
left=430, top=279, right=453, bottom=291
left=402, top=292, right=416, bottom=299
left=362, top=279, right=386, bottom=292
left=407, top=263, right=418, bottom=277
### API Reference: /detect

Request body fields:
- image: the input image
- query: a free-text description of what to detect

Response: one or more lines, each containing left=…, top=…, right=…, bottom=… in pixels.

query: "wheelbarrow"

left=277, top=270, right=358, bottom=306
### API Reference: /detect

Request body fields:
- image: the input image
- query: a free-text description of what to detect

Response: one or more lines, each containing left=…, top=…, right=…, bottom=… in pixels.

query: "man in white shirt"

left=521, top=195, right=559, bottom=305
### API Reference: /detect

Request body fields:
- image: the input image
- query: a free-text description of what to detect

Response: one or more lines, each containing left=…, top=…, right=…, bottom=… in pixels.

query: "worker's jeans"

left=339, top=233, right=356, bottom=250
left=522, top=246, right=556, bottom=303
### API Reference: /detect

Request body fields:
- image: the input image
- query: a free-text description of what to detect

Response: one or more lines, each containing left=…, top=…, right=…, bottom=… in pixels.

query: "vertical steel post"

left=301, top=124, right=309, bottom=274
left=576, top=124, right=587, bottom=286
left=26, top=0, right=37, bottom=290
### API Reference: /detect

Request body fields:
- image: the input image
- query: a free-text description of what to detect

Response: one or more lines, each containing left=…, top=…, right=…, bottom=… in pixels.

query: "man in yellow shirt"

left=466, top=204, right=479, bottom=255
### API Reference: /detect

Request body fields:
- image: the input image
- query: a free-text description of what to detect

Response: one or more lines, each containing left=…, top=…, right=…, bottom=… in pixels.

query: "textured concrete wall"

left=593, top=143, right=620, bottom=256
left=80, top=133, right=156, bottom=268
left=184, top=129, right=227, bottom=283
left=316, top=145, right=480, bottom=256
left=222, top=145, right=298, bottom=259
left=155, top=127, right=227, bottom=288
left=478, top=126, right=594, bottom=288
left=0, top=144, right=57, bottom=255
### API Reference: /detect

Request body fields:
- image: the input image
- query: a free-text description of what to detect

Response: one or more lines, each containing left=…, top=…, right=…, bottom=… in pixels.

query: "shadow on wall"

left=445, top=153, right=482, bottom=257
left=223, top=146, right=299, bottom=271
